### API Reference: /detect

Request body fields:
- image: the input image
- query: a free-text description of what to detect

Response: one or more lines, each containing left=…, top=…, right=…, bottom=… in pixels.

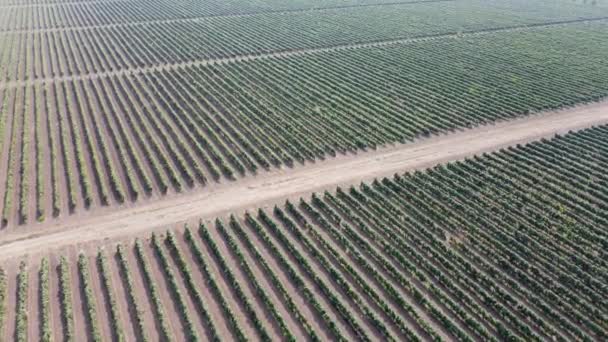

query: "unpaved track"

left=0, top=101, right=607, bottom=259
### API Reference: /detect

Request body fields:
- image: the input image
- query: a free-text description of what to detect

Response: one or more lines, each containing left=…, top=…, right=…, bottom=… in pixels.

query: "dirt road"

left=0, top=101, right=607, bottom=260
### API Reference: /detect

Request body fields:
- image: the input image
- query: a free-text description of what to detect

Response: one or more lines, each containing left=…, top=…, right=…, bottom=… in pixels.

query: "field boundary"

left=0, top=15, right=606, bottom=90
left=0, top=100, right=607, bottom=260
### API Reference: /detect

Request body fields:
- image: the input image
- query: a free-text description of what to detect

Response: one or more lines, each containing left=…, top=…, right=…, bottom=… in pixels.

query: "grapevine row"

left=2, top=22, right=608, bottom=227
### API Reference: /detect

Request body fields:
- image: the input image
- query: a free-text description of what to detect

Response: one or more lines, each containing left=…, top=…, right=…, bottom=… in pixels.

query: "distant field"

left=0, top=0, right=605, bottom=32
left=1, top=1, right=608, bottom=81
left=0, top=15, right=607, bottom=227
left=1, top=125, right=607, bottom=341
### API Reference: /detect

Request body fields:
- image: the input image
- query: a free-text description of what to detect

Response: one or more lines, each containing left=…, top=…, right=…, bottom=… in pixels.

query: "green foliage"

left=39, top=258, right=52, bottom=342
left=15, top=261, right=28, bottom=342
left=77, top=254, right=102, bottom=342
left=3, top=12, right=608, bottom=227
left=97, top=251, right=125, bottom=342
left=150, top=233, right=200, bottom=342
left=58, top=256, right=75, bottom=342
left=199, top=222, right=270, bottom=341
left=134, top=239, right=174, bottom=341
left=116, top=245, right=148, bottom=342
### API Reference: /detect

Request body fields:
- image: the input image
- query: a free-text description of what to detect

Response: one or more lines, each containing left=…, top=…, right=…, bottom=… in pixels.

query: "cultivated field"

left=1, top=126, right=607, bottom=341
left=0, top=1, right=607, bottom=82
left=0, top=14, right=607, bottom=227
left=0, top=0, right=607, bottom=340
left=0, top=100, right=606, bottom=257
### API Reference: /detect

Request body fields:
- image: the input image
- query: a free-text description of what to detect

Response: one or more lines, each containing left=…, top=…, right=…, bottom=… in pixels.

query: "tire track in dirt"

left=24, top=85, right=38, bottom=226
left=37, top=85, right=54, bottom=224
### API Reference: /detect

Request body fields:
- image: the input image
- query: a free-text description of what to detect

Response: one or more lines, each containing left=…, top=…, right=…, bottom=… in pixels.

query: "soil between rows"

left=0, top=100, right=607, bottom=260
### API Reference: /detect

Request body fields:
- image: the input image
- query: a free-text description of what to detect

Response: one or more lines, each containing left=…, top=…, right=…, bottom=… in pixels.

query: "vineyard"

left=0, top=1, right=607, bottom=82
left=0, top=0, right=607, bottom=339
left=0, top=0, right=606, bottom=32
left=0, top=125, right=607, bottom=340
left=0, top=16, right=607, bottom=227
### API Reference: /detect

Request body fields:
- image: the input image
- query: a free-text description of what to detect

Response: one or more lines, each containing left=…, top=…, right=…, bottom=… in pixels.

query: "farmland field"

left=0, top=0, right=607, bottom=340
left=0, top=0, right=607, bottom=227
left=1, top=126, right=607, bottom=341
left=0, top=0, right=607, bottom=82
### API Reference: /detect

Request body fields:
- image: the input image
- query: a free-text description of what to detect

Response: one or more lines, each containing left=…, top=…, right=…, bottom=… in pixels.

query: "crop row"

left=0, top=117, right=607, bottom=342
left=115, top=244, right=147, bottom=342
left=96, top=251, right=124, bottom=342
left=3, top=0, right=608, bottom=33
left=58, top=256, right=74, bottom=341
left=77, top=254, right=102, bottom=341
left=15, top=262, right=27, bottom=342
left=39, top=258, right=51, bottom=342
left=1, top=22, right=607, bottom=227
left=133, top=238, right=173, bottom=341
left=0, top=0, right=436, bottom=31
left=2, top=0, right=608, bottom=81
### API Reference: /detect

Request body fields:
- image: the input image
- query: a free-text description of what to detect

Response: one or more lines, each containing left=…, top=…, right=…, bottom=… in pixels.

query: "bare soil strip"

left=48, top=254, right=63, bottom=342
left=27, top=257, right=40, bottom=341
left=0, top=101, right=606, bottom=260
left=0, top=16, right=606, bottom=90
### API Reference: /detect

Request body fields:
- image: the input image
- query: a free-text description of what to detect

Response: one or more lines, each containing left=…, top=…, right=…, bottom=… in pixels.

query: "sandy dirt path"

left=0, top=101, right=607, bottom=260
